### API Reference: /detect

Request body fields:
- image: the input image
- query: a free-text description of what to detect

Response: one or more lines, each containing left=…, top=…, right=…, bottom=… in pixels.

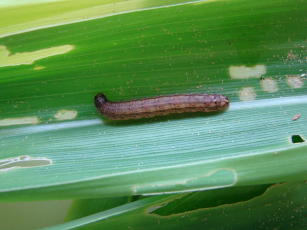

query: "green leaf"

left=66, top=196, right=134, bottom=221
left=0, top=0, right=201, bottom=38
left=0, top=0, right=306, bottom=201
left=44, top=182, right=307, bottom=230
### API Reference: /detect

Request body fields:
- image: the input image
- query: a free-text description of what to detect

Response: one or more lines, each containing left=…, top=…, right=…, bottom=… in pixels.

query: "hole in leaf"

left=0, top=155, right=52, bottom=172
left=291, top=135, right=305, bottom=143
left=152, top=184, right=271, bottom=216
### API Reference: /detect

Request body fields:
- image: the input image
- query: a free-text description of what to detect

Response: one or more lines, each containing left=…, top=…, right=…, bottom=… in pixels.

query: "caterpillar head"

left=94, top=93, right=108, bottom=108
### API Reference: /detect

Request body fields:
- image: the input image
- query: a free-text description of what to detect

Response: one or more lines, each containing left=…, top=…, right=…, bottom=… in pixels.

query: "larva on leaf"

left=95, top=93, right=229, bottom=120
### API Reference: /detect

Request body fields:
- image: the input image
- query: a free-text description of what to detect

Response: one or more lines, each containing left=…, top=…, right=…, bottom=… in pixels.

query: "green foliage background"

left=0, top=0, right=306, bottom=229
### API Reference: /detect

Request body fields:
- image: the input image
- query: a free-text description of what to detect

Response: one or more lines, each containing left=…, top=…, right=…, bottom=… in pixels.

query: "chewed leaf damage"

left=0, top=155, right=52, bottom=172
left=133, top=168, right=237, bottom=195
left=0, top=44, right=74, bottom=68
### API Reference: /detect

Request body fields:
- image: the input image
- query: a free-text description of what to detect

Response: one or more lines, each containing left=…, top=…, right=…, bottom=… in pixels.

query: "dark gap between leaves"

left=152, top=184, right=271, bottom=216
left=291, top=135, right=305, bottom=143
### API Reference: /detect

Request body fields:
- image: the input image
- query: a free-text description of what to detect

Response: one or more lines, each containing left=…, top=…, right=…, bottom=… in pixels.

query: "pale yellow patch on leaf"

left=0, top=44, right=74, bottom=68
left=33, top=65, right=45, bottom=70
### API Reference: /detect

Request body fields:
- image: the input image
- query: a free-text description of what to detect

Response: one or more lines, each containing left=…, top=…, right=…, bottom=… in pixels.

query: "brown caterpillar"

left=95, top=93, right=229, bottom=120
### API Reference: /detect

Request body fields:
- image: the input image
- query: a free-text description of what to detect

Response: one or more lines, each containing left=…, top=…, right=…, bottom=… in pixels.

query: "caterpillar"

left=95, top=93, right=229, bottom=120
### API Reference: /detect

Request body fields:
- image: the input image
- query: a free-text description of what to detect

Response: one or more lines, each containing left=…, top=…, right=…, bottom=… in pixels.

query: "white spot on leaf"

left=54, top=110, right=78, bottom=120
left=287, top=50, right=297, bottom=60
left=229, top=65, right=266, bottom=79
left=239, top=87, right=256, bottom=101
left=260, top=78, right=278, bottom=93
left=0, top=116, right=40, bottom=126
left=287, top=75, right=304, bottom=88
